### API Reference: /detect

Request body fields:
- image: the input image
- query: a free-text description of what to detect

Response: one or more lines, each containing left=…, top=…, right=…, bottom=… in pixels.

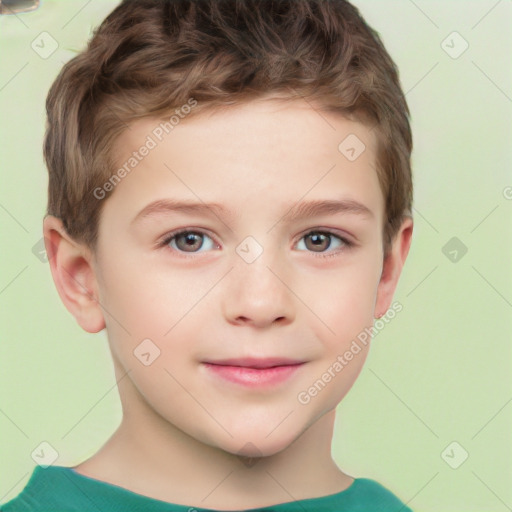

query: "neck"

left=73, top=358, right=353, bottom=510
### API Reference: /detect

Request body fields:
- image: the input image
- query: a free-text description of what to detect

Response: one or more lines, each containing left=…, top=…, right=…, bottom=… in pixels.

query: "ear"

left=374, top=217, right=413, bottom=319
left=43, top=215, right=105, bottom=333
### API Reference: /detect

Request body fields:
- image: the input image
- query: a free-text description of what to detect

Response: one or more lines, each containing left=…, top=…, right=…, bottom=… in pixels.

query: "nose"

left=222, top=249, right=295, bottom=328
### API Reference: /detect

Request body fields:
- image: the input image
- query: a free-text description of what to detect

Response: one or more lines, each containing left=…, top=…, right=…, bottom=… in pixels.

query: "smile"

left=202, top=362, right=305, bottom=387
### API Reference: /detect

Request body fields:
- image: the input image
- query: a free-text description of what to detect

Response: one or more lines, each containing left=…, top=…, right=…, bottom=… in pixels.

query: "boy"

left=1, top=0, right=414, bottom=510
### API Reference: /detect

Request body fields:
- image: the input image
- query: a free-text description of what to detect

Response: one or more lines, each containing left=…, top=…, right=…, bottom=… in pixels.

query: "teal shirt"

left=1, top=465, right=413, bottom=511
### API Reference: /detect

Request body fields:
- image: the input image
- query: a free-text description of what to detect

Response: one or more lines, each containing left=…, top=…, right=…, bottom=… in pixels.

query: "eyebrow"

left=281, top=198, right=374, bottom=222
left=131, top=197, right=374, bottom=225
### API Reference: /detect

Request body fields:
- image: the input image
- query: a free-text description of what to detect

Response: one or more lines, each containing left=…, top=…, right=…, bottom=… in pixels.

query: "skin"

left=43, top=96, right=413, bottom=510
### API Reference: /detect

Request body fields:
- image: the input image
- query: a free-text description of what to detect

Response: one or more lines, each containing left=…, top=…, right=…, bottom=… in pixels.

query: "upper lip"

left=203, top=357, right=305, bottom=369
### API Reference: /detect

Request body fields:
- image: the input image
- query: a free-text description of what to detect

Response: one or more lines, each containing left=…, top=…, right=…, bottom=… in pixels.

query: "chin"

left=210, top=426, right=301, bottom=460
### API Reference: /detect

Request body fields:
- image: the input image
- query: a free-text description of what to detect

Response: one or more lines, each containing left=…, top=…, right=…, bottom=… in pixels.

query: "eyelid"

left=159, top=228, right=220, bottom=250
left=159, top=227, right=355, bottom=258
left=157, top=228, right=355, bottom=247
left=294, top=227, right=354, bottom=245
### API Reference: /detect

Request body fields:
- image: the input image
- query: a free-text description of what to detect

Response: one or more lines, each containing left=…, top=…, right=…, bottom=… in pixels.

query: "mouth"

left=201, top=357, right=306, bottom=387
left=202, top=357, right=305, bottom=369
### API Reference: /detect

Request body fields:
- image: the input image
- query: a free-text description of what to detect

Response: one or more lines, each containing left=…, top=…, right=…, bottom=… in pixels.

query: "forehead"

left=114, top=96, right=378, bottom=162
left=106, top=97, right=383, bottom=226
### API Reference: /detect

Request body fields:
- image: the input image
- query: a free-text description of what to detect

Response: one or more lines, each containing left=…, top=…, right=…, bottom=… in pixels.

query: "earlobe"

left=374, top=218, right=413, bottom=319
left=43, top=216, right=105, bottom=333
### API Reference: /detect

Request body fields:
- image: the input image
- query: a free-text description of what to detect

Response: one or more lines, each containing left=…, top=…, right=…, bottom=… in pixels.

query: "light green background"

left=1, top=1, right=511, bottom=511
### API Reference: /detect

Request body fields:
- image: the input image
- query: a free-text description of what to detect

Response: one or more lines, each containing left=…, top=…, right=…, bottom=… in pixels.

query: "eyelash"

left=159, top=229, right=354, bottom=260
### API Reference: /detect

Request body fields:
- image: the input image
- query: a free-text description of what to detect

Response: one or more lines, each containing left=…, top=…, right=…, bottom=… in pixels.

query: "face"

left=90, top=97, right=389, bottom=457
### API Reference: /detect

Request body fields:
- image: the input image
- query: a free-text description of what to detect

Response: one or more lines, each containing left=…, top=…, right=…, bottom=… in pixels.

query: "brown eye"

left=175, top=232, right=204, bottom=252
left=164, top=230, right=217, bottom=253
left=304, top=232, right=332, bottom=252
left=295, top=230, right=351, bottom=258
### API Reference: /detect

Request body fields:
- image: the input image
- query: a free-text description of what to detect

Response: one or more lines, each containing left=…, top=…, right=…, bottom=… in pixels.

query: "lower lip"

left=202, top=363, right=304, bottom=387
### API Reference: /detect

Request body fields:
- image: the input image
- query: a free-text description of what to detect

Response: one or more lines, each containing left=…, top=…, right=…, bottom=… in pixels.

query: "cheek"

left=301, top=263, right=378, bottom=409
left=308, top=257, right=380, bottom=345
left=97, top=256, right=192, bottom=337
left=96, top=257, right=219, bottom=382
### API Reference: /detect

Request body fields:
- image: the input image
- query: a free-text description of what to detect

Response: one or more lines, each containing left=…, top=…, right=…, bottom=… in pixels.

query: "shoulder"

left=0, top=466, right=92, bottom=512
left=345, top=478, right=413, bottom=511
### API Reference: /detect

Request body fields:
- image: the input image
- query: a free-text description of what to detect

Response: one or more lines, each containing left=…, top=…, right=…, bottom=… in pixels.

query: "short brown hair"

left=44, top=0, right=413, bottom=256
